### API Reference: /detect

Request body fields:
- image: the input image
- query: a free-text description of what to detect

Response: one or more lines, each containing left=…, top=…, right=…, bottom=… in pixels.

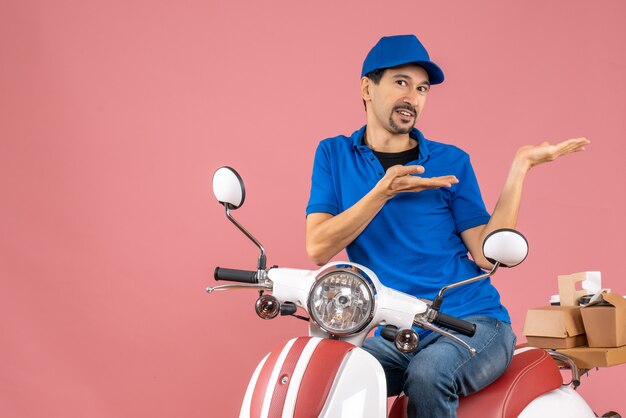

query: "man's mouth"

left=394, top=107, right=416, bottom=120
left=396, top=109, right=415, bottom=118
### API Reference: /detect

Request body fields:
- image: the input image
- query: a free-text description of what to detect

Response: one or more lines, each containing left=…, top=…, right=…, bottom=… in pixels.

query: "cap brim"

left=413, top=61, right=444, bottom=85
left=362, top=60, right=445, bottom=84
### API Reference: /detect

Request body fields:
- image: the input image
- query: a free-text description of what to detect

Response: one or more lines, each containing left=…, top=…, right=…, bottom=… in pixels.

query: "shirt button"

left=378, top=172, right=383, bottom=176
left=370, top=157, right=374, bottom=160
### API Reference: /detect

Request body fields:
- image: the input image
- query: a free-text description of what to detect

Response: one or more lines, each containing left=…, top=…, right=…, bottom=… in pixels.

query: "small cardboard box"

left=580, top=291, right=626, bottom=347
left=556, top=345, right=626, bottom=368
left=558, top=271, right=601, bottom=306
left=523, top=306, right=587, bottom=349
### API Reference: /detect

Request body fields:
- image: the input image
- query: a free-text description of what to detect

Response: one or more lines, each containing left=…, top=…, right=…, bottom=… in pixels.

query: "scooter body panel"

left=239, top=337, right=386, bottom=418
left=319, top=347, right=387, bottom=418
left=518, top=386, right=596, bottom=418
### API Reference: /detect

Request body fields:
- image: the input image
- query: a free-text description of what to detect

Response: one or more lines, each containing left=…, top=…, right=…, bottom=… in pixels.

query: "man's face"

left=364, top=65, right=431, bottom=135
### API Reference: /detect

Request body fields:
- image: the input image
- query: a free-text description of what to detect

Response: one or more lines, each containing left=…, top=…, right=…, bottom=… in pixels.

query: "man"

left=305, top=34, right=588, bottom=417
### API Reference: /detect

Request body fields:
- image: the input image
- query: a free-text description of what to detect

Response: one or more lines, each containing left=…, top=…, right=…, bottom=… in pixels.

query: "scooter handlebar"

left=214, top=267, right=258, bottom=283
left=432, top=313, right=476, bottom=337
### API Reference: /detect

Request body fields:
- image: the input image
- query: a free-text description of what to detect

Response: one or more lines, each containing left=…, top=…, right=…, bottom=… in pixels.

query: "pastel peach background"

left=1, top=0, right=624, bottom=416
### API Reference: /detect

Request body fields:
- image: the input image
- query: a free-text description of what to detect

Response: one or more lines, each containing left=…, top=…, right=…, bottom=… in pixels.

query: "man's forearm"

left=307, top=164, right=458, bottom=265
left=306, top=188, right=389, bottom=265
left=462, top=157, right=530, bottom=269
left=483, top=158, right=530, bottom=240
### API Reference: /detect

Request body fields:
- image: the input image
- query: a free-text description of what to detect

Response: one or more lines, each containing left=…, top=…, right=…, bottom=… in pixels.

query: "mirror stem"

left=225, top=205, right=267, bottom=270
left=431, top=262, right=500, bottom=311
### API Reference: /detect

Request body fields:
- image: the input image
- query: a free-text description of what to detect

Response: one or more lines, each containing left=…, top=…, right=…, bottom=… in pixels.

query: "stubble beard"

left=388, top=113, right=416, bottom=134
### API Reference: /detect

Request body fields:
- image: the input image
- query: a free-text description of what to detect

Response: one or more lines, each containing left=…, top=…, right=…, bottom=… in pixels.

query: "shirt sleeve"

left=306, top=141, right=340, bottom=216
left=451, top=154, right=491, bottom=233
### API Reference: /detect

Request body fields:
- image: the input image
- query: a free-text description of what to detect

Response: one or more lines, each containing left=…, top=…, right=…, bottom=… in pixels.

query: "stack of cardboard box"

left=523, top=272, right=626, bottom=368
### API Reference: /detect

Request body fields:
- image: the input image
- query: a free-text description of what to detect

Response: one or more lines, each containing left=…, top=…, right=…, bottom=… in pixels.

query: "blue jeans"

left=362, top=316, right=516, bottom=418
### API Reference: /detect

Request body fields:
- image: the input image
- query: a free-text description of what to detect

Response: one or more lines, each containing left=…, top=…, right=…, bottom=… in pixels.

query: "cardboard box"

left=523, top=306, right=587, bottom=349
left=580, top=291, right=626, bottom=347
left=556, top=345, right=626, bottom=368
left=558, top=271, right=601, bottom=306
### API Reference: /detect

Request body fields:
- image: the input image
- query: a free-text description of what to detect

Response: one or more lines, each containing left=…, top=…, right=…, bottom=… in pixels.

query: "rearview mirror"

left=212, top=166, right=245, bottom=209
left=482, top=229, right=528, bottom=268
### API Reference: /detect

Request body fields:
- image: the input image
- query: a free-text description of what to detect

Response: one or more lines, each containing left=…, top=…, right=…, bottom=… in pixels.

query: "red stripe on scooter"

left=249, top=343, right=283, bottom=418
left=293, top=339, right=355, bottom=418
left=267, top=337, right=311, bottom=418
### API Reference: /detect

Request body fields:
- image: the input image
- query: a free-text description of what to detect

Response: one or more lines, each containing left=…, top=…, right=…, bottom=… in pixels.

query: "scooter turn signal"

left=255, top=294, right=280, bottom=319
left=395, top=328, right=419, bottom=353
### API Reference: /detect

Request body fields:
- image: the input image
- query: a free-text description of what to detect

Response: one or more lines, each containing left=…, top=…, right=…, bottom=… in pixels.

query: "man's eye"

left=417, top=86, right=430, bottom=93
left=396, top=80, right=407, bottom=87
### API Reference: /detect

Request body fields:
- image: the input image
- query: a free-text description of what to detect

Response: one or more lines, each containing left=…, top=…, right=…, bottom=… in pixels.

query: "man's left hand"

left=515, top=137, right=590, bottom=172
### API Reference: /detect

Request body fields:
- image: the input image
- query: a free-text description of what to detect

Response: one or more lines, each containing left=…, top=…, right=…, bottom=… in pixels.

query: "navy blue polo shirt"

left=306, top=126, right=510, bottom=328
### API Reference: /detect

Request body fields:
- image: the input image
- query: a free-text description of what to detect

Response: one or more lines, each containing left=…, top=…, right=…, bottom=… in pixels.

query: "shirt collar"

left=352, top=125, right=430, bottom=164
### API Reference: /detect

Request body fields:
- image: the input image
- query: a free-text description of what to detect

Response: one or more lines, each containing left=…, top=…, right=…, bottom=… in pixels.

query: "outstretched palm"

left=516, top=137, right=589, bottom=171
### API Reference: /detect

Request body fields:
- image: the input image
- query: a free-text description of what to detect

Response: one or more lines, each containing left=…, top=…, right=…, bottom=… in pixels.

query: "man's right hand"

left=375, top=165, right=459, bottom=200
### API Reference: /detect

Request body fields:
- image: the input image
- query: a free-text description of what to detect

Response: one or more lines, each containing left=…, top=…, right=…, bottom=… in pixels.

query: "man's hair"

left=365, top=68, right=385, bottom=85
left=362, top=68, right=386, bottom=110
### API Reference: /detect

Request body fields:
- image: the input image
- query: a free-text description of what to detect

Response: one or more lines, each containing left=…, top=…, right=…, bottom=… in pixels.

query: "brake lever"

left=414, top=317, right=477, bottom=357
left=206, top=283, right=272, bottom=293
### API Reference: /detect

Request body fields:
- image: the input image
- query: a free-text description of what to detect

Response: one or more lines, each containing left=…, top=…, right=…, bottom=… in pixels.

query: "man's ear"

left=360, top=77, right=372, bottom=102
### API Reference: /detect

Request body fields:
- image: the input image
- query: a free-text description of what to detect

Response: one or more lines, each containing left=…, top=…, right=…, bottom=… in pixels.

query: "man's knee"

left=404, top=355, right=456, bottom=396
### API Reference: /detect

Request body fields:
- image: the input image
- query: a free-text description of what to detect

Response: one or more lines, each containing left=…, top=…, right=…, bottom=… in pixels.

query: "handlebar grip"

left=214, top=267, right=258, bottom=283
left=380, top=325, right=399, bottom=342
left=433, top=313, right=476, bottom=337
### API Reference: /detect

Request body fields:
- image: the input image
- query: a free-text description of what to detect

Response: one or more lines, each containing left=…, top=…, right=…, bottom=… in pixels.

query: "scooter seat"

left=388, top=347, right=563, bottom=418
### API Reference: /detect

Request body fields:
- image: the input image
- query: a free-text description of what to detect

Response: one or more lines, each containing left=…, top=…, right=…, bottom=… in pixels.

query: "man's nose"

left=404, top=90, right=419, bottom=107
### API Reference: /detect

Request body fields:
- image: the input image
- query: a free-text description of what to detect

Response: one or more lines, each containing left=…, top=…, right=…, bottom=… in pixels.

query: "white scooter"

left=208, top=166, right=619, bottom=418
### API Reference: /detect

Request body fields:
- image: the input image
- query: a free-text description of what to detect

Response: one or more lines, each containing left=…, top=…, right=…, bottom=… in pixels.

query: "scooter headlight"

left=307, top=265, right=376, bottom=336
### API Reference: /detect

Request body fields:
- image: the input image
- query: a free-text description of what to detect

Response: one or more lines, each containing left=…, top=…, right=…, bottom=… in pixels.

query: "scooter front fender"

left=240, top=337, right=387, bottom=418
